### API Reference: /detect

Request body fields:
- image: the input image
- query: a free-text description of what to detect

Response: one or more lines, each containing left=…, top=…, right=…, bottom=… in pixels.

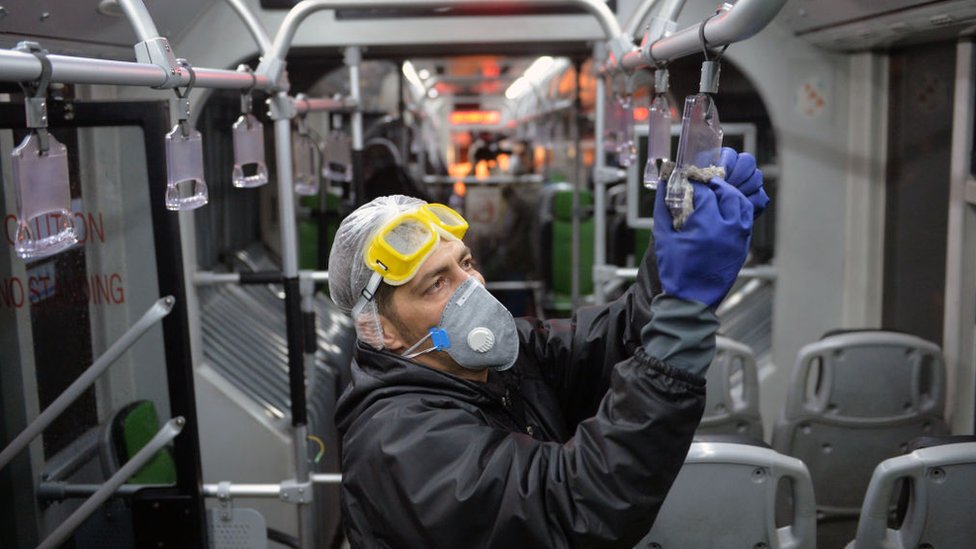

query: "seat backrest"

left=548, top=188, right=594, bottom=297
left=537, top=183, right=573, bottom=290
left=784, top=331, right=945, bottom=418
left=850, top=439, right=976, bottom=549
left=640, top=441, right=817, bottom=549
left=539, top=183, right=594, bottom=306
left=698, top=336, right=764, bottom=440
left=772, top=331, right=949, bottom=523
left=99, top=400, right=176, bottom=485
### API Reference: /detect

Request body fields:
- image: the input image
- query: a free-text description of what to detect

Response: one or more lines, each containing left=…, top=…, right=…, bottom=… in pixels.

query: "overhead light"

left=450, top=110, right=501, bottom=126
left=505, top=56, right=555, bottom=100
left=505, top=77, right=531, bottom=100
left=418, top=68, right=431, bottom=80
left=427, top=88, right=440, bottom=99
left=523, top=56, right=554, bottom=81
left=402, top=61, right=424, bottom=91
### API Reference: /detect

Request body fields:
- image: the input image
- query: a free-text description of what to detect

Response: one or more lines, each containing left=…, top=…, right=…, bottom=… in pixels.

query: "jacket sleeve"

left=518, top=246, right=662, bottom=427
left=341, top=351, right=705, bottom=549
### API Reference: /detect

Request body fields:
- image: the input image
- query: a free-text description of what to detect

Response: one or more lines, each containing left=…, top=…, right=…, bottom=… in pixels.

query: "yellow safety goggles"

left=363, top=203, right=469, bottom=286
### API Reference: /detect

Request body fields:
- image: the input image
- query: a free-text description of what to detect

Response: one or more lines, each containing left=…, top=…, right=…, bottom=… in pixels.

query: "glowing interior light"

left=505, top=77, right=530, bottom=99
left=449, top=110, right=501, bottom=126
left=523, top=56, right=554, bottom=80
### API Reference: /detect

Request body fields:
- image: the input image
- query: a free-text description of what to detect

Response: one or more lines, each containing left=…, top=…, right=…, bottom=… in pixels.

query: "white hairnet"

left=328, top=194, right=428, bottom=349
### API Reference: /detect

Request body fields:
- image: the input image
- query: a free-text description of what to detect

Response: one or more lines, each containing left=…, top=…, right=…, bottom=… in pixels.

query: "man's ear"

left=380, top=313, right=407, bottom=352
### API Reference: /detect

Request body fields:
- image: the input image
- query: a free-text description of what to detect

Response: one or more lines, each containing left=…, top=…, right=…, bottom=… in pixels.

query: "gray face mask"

left=404, top=277, right=518, bottom=371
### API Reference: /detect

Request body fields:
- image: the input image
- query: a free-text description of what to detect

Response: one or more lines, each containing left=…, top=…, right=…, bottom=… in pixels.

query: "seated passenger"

left=328, top=149, right=768, bottom=547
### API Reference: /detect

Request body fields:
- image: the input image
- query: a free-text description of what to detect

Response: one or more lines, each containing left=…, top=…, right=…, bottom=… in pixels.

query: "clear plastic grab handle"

left=615, top=94, right=637, bottom=167
left=231, top=114, right=269, bottom=189
left=292, top=132, right=319, bottom=197
left=164, top=125, right=209, bottom=211
left=664, top=93, right=723, bottom=228
left=11, top=133, right=78, bottom=260
left=642, top=94, right=673, bottom=190
left=604, top=93, right=636, bottom=167
left=323, top=131, right=353, bottom=183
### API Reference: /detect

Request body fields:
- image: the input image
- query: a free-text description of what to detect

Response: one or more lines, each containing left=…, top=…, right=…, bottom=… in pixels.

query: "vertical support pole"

left=398, top=60, right=409, bottom=163
left=571, top=59, right=583, bottom=309
left=943, top=39, right=976, bottom=434
left=270, top=92, right=313, bottom=548
left=139, top=100, right=207, bottom=547
left=593, top=46, right=608, bottom=305
left=272, top=93, right=300, bottom=281
left=346, top=47, right=364, bottom=203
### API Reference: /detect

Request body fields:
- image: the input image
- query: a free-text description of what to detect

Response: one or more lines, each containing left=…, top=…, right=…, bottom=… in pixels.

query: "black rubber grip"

left=240, top=271, right=283, bottom=285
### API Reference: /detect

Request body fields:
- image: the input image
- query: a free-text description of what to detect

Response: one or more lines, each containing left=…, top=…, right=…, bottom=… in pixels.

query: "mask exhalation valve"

left=467, top=328, right=495, bottom=353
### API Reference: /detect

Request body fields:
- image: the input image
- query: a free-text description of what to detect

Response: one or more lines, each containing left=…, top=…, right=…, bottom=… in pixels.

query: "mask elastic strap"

left=404, top=327, right=450, bottom=359
left=351, top=271, right=383, bottom=320
left=403, top=332, right=435, bottom=359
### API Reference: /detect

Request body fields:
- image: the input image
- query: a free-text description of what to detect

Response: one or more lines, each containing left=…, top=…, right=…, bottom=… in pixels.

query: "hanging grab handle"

left=292, top=103, right=320, bottom=196
left=231, top=64, right=269, bottom=188
left=164, top=59, right=209, bottom=210
left=10, top=41, right=79, bottom=260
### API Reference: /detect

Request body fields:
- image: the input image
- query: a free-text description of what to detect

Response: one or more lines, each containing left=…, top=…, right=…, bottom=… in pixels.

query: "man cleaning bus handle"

left=328, top=146, right=767, bottom=547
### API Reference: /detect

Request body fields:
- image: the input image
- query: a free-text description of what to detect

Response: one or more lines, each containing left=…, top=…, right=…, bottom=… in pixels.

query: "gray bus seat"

left=639, top=438, right=816, bottom=549
left=771, top=331, right=949, bottom=547
left=698, top=336, right=764, bottom=440
left=845, top=437, right=976, bottom=549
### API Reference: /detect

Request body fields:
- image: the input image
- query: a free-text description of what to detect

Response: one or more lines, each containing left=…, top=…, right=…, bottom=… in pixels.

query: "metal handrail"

left=619, top=0, right=788, bottom=71
left=265, top=0, right=622, bottom=66
left=223, top=0, right=274, bottom=55
left=0, top=49, right=271, bottom=90
left=0, top=297, right=174, bottom=472
left=118, top=0, right=161, bottom=43
left=38, top=474, right=343, bottom=503
left=37, top=418, right=185, bottom=549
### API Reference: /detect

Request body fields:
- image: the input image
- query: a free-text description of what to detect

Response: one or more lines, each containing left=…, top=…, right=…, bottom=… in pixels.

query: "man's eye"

left=427, top=278, right=445, bottom=294
left=461, top=257, right=474, bottom=270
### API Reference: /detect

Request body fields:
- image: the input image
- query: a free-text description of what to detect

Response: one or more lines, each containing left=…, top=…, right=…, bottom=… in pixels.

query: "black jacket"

left=335, top=254, right=707, bottom=548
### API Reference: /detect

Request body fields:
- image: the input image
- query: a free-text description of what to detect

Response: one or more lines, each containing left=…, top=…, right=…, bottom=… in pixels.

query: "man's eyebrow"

left=413, top=264, right=450, bottom=292
left=411, top=246, right=473, bottom=292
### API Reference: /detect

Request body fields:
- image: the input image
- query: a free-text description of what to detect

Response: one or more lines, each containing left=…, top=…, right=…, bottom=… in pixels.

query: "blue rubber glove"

left=654, top=173, right=753, bottom=309
left=718, top=147, right=768, bottom=219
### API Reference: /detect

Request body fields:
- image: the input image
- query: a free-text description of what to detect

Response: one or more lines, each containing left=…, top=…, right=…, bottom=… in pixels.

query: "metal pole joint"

left=279, top=479, right=314, bottom=504
left=134, top=37, right=184, bottom=88
left=257, top=55, right=290, bottom=92
left=14, top=41, right=52, bottom=152
left=639, top=16, right=678, bottom=67
left=268, top=92, right=296, bottom=121
left=607, top=34, right=638, bottom=70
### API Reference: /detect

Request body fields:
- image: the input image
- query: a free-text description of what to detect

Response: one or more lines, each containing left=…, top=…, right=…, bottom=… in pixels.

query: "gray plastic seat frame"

left=699, top=336, right=763, bottom=439
left=641, top=441, right=817, bottom=549
left=846, top=441, right=976, bottom=549
left=772, top=331, right=949, bottom=515
left=782, top=332, right=945, bottom=419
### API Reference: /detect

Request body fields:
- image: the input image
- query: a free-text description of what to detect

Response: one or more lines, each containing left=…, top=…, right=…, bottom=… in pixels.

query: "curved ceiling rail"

left=619, top=0, right=788, bottom=71
left=257, top=0, right=633, bottom=87
left=117, top=0, right=161, bottom=42
left=224, top=0, right=274, bottom=56
left=0, top=0, right=271, bottom=90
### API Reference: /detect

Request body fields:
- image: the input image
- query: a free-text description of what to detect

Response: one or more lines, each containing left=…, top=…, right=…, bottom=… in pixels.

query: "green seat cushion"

left=116, top=401, right=176, bottom=485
